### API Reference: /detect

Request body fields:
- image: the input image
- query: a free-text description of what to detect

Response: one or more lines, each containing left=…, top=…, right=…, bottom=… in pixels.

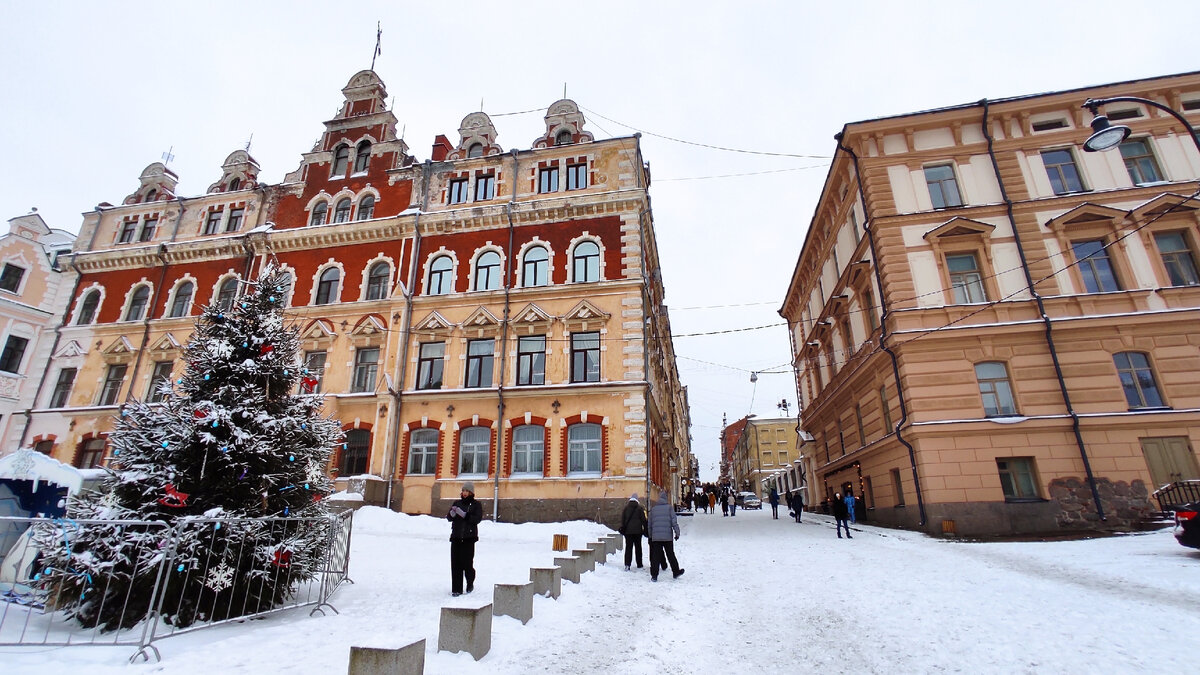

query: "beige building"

left=781, top=71, right=1200, bottom=535
left=730, top=416, right=800, bottom=498
left=32, top=71, right=691, bottom=526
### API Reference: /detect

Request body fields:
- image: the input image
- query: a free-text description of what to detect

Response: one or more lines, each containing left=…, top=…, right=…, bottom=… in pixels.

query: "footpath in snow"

left=5, top=504, right=1199, bottom=673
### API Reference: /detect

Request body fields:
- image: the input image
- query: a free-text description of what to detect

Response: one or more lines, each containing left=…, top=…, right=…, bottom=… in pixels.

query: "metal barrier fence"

left=0, top=509, right=353, bottom=663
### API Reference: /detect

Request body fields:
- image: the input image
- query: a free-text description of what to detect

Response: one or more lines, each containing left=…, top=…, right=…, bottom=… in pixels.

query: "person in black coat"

left=831, top=491, right=852, bottom=539
left=618, top=493, right=648, bottom=570
left=448, top=482, right=484, bottom=595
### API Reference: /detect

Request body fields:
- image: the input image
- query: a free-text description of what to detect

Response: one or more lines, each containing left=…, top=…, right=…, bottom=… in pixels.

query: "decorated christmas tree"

left=37, top=263, right=341, bottom=630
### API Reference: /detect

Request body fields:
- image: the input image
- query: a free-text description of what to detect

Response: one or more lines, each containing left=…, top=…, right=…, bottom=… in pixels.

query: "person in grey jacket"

left=646, top=493, right=684, bottom=581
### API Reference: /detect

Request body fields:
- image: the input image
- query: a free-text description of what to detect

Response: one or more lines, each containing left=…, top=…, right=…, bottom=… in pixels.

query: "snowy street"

left=6, top=505, right=1199, bottom=673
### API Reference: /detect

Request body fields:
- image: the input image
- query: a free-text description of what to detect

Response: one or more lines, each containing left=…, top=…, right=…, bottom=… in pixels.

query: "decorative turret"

left=446, top=112, right=502, bottom=160
left=532, top=99, right=594, bottom=149
left=207, top=150, right=261, bottom=193
left=123, top=162, right=178, bottom=205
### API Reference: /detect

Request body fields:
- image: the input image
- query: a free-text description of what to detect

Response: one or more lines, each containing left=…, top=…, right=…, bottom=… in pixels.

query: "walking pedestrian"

left=832, top=491, right=852, bottom=539
left=647, top=493, right=684, bottom=581
left=695, top=492, right=708, bottom=515
left=619, top=493, right=647, bottom=570
left=721, top=490, right=729, bottom=517
left=448, top=482, right=484, bottom=596
left=792, top=490, right=804, bottom=523
left=769, top=487, right=780, bottom=519
left=844, top=490, right=857, bottom=524
left=729, top=491, right=738, bottom=517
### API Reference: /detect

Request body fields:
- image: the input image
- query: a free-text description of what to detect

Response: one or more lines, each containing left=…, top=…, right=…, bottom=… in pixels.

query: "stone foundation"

left=1049, top=476, right=1152, bottom=530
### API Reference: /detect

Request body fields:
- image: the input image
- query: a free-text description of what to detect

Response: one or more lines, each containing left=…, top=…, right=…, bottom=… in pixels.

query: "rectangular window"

left=147, top=360, right=174, bottom=403
left=225, top=207, right=244, bottom=232
left=34, top=439, right=53, bottom=455
left=855, top=404, right=866, bottom=446
left=0, top=264, right=25, bottom=293
left=204, top=210, right=223, bottom=235
left=862, top=288, right=878, bottom=333
left=1155, top=231, right=1200, bottom=286
left=512, top=425, right=545, bottom=474
left=0, top=336, right=28, bottom=373
left=417, top=342, right=445, bottom=390
left=924, top=164, right=963, bottom=209
left=448, top=178, right=469, bottom=205
left=304, top=351, right=327, bottom=393
left=570, top=332, right=600, bottom=383
left=975, top=362, right=1017, bottom=416
left=407, top=429, right=439, bottom=475
left=138, top=217, right=157, bottom=242
left=1113, top=352, right=1165, bottom=408
left=100, top=364, right=127, bottom=406
left=997, top=458, right=1039, bottom=500
left=474, top=174, right=495, bottom=201
left=341, top=430, right=370, bottom=475
left=465, top=339, right=494, bottom=388
left=538, top=167, right=559, bottom=193
left=1119, top=139, right=1163, bottom=185
left=352, top=348, right=379, bottom=393
left=50, top=367, right=77, bottom=408
left=880, top=385, right=893, bottom=433
left=891, top=468, right=905, bottom=506
left=77, top=438, right=106, bottom=469
left=1031, top=119, right=1068, bottom=132
left=516, top=335, right=546, bottom=385
left=947, top=253, right=987, bottom=303
left=119, top=220, right=138, bottom=243
left=1072, top=240, right=1121, bottom=293
left=566, top=163, right=587, bottom=190
left=1041, top=149, right=1084, bottom=194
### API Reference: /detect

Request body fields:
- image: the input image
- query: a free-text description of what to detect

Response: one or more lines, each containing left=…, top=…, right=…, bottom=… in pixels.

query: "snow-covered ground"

left=5, top=505, right=1199, bottom=673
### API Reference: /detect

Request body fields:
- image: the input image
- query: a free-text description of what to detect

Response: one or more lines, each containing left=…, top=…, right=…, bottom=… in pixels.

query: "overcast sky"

left=3, top=1, right=1196, bottom=480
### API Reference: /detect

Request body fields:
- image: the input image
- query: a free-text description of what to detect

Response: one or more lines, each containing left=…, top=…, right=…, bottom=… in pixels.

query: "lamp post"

left=1081, top=96, right=1200, bottom=154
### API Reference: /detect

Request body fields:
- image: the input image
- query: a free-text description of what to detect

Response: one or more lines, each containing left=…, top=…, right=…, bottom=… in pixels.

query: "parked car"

left=737, top=492, right=762, bottom=509
left=1174, top=502, right=1200, bottom=550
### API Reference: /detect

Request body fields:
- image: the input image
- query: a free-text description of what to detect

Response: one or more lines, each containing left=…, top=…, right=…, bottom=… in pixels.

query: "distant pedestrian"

left=729, top=492, right=737, bottom=517
left=769, top=487, right=780, bottom=519
left=832, top=491, right=852, bottom=539
left=647, top=493, right=684, bottom=581
left=619, top=493, right=648, bottom=570
left=448, top=482, right=484, bottom=596
left=844, top=490, right=857, bottom=524
left=792, top=490, right=804, bottom=523
left=695, top=492, right=708, bottom=514
left=721, top=491, right=729, bottom=516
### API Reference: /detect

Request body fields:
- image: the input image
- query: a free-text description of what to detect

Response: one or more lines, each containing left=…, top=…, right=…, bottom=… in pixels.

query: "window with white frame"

left=357, top=195, right=375, bottom=220
left=428, top=255, right=453, bottom=295
left=566, top=163, right=587, bottom=190
left=147, top=360, right=174, bottom=403
left=50, top=367, right=76, bottom=408
left=118, top=219, right=138, bottom=243
left=1071, top=239, right=1121, bottom=293
left=315, top=267, right=340, bottom=305
left=572, top=241, right=600, bottom=282
left=458, top=426, right=490, bottom=475
left=310, top=202, right=328, bottom=226
left=76, top=290, right=100, bottom=324
left=408, top=428, right=438, bottom=474
left=216, top=278, right=238, bottom=310
left=475, top=174, right=495, bottom=201
left=333, top=198, right=352, bottom=223
left=417, top=342, right=444, bottom=390
left=512, top=425, right=544, bottom=474
left=567, top=423, right=602, bottom=475
left=1154, top=231, right=1200, bottom=286
left=473, top=251, right=501, bottom=291
left=517, top=335, right=545, bottom=385
left=947, top=253, right=987, bottom=303
left=204, top=210, right=224, bottom=235
left=224, top=208, right=243, bottom=233
left=331, top=144, right=349, bottom=177
left=99, top=364, right=126, bottom=406
left=465, top=339, right=494, bottom=388
left=125, top=286, right=150, bottom=321
left=352, top=347, right=379, bottom=393
left=522, top=246, right=548, bottom=287
left=0, top=264, right=25, bottom=294
left=353, top=141, right=371, bottom=173
left=570, top=332, right=600, bottom=383
left=1119, top=138, right=1163, bottom=185
left=0, top=336, right=28, bottom=373
left=169, top=281, right=194, bottom=318
left=449, top=178, right=468, bottom=205
left=365, top=261, right=390, bottom=300
left=538, top=167, right=559, bottom=193
left=139, top=216, right=158, bottom=241
left=1041, top=148, right=1084, bottom=194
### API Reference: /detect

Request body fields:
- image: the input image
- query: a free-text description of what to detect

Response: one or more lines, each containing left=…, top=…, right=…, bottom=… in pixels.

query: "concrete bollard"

left=571, top=548, right=596, bottom=573
left=348, top=640, right=425, bottom=675
left=602, top=534, right=618, bottom=555
left=493, top=582, right=535, bottom=624
left=554, top=556, right=581, bottom=583
left=612, top=533, right=624, bottom=550
left=530, top=566, right=562, bottom=599
left=587, top=541, right=607, bottom=563
left=438, top=604, right=492, bottom=661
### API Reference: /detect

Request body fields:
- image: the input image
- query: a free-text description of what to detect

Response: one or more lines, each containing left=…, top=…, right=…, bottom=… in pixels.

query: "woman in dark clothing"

left=831, top=491, right=852, bottom=539
left=619, top=493, right=648, bottom=570
left=448, top=482, right=484, bottom=596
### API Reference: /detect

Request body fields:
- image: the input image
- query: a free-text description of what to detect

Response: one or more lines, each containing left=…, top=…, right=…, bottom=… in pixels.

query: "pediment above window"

left=349, top=314, right=387, bottom=347
left=1045, top=203, right=1128, bottom=232
left=923, top=217, right=997, bottom=241
left=300, top=318, right=338, bottom=344
left=102, top=336, right=136, bottom=364
left=1131, top=192, right=1200, bottom=220
left=149, top=332, right=182, bottom=354
left=461, top=307, right=502, bottom=337
left=562, top=299, right=610, bottom=330
left=54, top=339, right=87, bottom=359
left=511, top=302, right=553, bottom=333
left=413, top=311, right=455, bottom=337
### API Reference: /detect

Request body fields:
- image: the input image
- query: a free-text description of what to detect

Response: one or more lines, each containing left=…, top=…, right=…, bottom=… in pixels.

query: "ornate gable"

left=102, top=336, right=136, bottom=364
left=149, top=333, right=182, bottom=354
left=923, top=217, right=997, bottom=241
left=532, top=99, right=595, bottom=149
left=413, top=311, right=455, bottom=338
left=123, top=162, right=178, bottom=205
left=1046, top=203, right=1128, bottom=232
left=511, top=303, right=553, bottom=334
left=461, top=307, right=501, bottom=337
left=207, top=150, right=261, bottom=193
left=300, top=319, right=337, bottom=348
left=1131, top=192, right=1200, bottom=220
left=349, top=314, right=387, bottom=347
left=54, top=339, right=87, bottom=359
left=561, top=299, right=610, bottom=330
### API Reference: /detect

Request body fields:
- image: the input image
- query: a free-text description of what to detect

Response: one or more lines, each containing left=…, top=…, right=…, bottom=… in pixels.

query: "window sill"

left=1127, top=406, right=1172, bottom=412
left=566, top=472, right=603, bottom=479
left=1003, top=497, right=1048, bottom=504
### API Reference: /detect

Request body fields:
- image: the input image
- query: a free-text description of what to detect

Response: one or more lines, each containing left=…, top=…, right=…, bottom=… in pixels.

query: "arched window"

left=76, top=290, right=100, bottom=325
left=567, top=423, right=602, bottom=475
left=228, top=177, right=241, bottom=191
left=145, top=189, right=157, bottom=203
left=331, top=144, right=349, bottom=176
left=168, top=281, right=194, bottom=318
left=309, top=202, right=328, bottom=226
left=354, top=141, right=371, bottom=173
left=216, top=278, right=239, bottom=311
left=429, top=256, right=454, bottom=295
left=572, top=241, right=600, bottom=282
left=512, top=425, right=544, bottom=474
left=555, top=130, right=573, bottom=146
left=340, top=429, right=370, bottom=475
left=467, top=143, right=483, bottom=158
left=315, top=267, right=340, bottom=305
left=333, top=198, right=352, bottom=223
left=522, top=246, right=549, bottom=287
left=473, top=251, right=501, bottom=291
left=357, top=195, right=375, bottom=220
left=125, top=285, right=150, bottom=321
left=458, top=426, right=490, bottom=476
left=408, top=428, right=438, bottom=475
left=366, top=261, right=390, bottom=300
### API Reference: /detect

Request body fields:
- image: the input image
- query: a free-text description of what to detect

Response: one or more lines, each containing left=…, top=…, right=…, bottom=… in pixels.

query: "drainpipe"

left=123, top=243, right=171, bottom=407
left=834, top=132, right=927, bottom=527
left=980, top=99, right=1105, bottom=521
left=493, top=149, right=520, bottom=521
left=630, top=135, right=656, bottom=504
left=384, top=160, right=430, bottom=510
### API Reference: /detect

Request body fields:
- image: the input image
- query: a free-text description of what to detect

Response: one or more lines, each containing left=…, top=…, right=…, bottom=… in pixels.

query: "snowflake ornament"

left=205, top=562, right=234, bottom=592
left=305, top=461, right=324, bottom=484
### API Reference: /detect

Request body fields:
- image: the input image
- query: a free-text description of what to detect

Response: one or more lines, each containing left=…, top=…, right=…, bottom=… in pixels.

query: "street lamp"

left=1082, top=96, right=1200, bottom=154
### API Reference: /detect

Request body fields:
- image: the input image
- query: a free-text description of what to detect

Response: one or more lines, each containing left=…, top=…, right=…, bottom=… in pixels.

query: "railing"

left=1153, top=480, right=1200, bottom=511
left=0, top=510, right=353, bottom=663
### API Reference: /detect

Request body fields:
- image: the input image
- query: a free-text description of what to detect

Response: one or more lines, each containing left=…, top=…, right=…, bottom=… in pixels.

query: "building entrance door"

left=1140, top=436, right=1199, bottom=488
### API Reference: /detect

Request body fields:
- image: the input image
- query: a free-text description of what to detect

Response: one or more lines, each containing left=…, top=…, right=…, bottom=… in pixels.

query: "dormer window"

left=467, top=143, right=483, bottom=159
left=555, top=130, right=572, bottom=146
left=228, top=177, right=241, bottom=191
left=0, top=264, right=25, bottom=294
left=331, top=144, right=350, bottom=177
left=145, top=189, right=157, bottom=203
left=354, top=141, right=371, bottom=173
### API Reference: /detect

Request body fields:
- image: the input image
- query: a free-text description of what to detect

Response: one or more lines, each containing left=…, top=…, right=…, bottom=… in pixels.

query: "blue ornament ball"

left=270, top=296, right=276, bottom=302
left=284, top=507, right=290, bottom=516
left=289, top=455, right=295, bottom=462
left=161, top=441, right=169, bottom=448
left=242, top=342, right=248, bottom=348
left=241, top=302, right=248, bottom=309
left=204, top=374, right=210, bottom=380
left=212, top=420, right=219, bottom=428
left=177, top=564, right=185, bottom=572
left=305, top=483, right=310, bottom=489
left=113, top=449, right=120, bottom=456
